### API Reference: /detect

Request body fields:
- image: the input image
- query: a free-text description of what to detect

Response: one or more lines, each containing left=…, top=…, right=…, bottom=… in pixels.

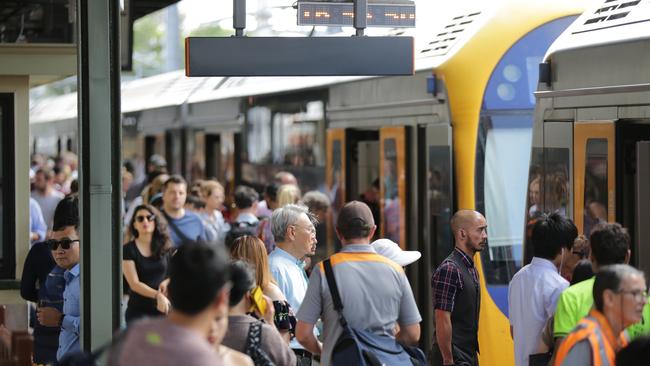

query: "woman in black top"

left=123, top=204, right=173, bottom=324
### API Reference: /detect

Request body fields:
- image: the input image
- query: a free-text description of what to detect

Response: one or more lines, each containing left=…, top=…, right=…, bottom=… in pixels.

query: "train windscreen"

left=474, top=16, right=576, bottom=316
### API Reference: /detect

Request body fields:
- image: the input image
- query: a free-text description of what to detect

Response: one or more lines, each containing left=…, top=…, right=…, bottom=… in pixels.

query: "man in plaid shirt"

left=431, top=210, right=487, bottom=366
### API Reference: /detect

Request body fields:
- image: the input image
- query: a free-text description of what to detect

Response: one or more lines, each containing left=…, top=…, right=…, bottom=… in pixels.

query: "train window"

left=524, top=147, right=570, bottom=264
left=429, top=146, right=453, bottom=267
left=476, top=113, right=533, bottom=281
left=382, top=138, right=400, bottom=243
left=583, top=138, right=608, bottom=237
left=475, top=17, right=575, bottom=300
left=246, top=106, right=273, bottom=164
left=271, top=101, right=324, bottom=167
left=243, top=98, right=326, bottom=192
left=0, top=93, right=16, bottom=278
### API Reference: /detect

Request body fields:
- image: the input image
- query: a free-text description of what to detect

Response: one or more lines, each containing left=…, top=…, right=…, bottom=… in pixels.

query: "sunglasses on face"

left=47, top=238, right=80, bottom=251
left=135, top=214, right=156, bottom=223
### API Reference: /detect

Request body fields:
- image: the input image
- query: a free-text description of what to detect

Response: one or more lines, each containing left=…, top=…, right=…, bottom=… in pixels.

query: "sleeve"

left=431, top=261, right=461, bottom=313
left=553, top=290, right=577, bottom=338
left=546, top=283, right=569, bottom=319
left=398, top=272, right=422, bottom=326
left=30, top=200, right=47, bottom=242
left=508, top=280, right=516, bottom=326
left=122, top=242, right=135, bottom=261
left=61, top=314, right=80, bottom=336
left=262, top=323, right=297, bottom=366
left=558, top=339, right=592, bottom=366
left=20, top=247, right=39, bottom=302
left=295, top=266, right=322, bottom=325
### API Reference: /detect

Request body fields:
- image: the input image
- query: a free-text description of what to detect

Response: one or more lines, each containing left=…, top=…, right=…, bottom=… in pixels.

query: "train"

left=26, top=0, right=618, bottom=364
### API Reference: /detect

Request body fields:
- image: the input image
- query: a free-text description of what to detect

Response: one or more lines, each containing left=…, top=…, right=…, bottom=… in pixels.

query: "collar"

left=531, top=257, right=560, bottom=272
left=340, top=244, right=376, bottom=253
left=273, top=247, right=303, bottom=266
left=236, top=212, right=258, bottom=223
left=66, top=263, right=80, bottom=277
left=588, top=309, right=626, bottom=350
left=454, top=247, right=475, bottom=267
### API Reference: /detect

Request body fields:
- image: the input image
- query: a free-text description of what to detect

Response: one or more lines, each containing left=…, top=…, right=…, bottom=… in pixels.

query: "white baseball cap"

left=371, top=239, right=421, bottom=267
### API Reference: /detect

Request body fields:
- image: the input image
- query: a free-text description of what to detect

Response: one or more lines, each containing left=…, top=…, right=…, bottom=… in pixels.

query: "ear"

left=367, top=225, right=377, bottom=241
left=602, top=288, right=617, bottom=310
left=625, top=249, right=631, bottom=264
left=213, top=286, right=230, bottom=311
left=334, top=228, right=344, bottom=243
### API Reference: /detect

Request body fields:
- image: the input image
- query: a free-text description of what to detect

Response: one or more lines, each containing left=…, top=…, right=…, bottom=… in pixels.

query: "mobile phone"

left=249, top=286, right=267, bottom=315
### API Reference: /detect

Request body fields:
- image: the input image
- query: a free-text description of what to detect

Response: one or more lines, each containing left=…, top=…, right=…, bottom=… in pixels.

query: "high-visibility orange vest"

left=554, top=309, right=628, bottom=366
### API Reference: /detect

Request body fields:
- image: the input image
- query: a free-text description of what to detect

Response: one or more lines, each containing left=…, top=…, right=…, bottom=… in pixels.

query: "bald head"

left=274, top=171, right=297, bottom=186
left=451, top=210, right=482, bottom=234
left=451, top=210, right=488, bottom=254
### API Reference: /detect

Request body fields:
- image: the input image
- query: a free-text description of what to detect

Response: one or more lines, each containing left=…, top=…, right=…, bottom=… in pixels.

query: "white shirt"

left=508, top=257, right=569, bottom=366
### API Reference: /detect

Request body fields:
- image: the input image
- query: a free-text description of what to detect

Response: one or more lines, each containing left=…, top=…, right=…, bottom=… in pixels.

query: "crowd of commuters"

left=19, top=152, right=650, bottom=366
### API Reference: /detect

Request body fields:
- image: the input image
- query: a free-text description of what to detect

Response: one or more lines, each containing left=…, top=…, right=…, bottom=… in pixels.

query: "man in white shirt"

left=508, top=213, right=578, bottom=366
left=31, top=168, right=65, bottom=230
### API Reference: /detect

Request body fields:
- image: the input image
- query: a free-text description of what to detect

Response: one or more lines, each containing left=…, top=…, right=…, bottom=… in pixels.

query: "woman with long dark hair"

left=123, top=204, right=173, bottom=324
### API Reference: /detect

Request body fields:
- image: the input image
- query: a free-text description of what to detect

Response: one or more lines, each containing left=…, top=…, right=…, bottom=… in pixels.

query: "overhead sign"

left=185, top=36, right=414, bottom=76
left=297, top=1, right=416, bottom=27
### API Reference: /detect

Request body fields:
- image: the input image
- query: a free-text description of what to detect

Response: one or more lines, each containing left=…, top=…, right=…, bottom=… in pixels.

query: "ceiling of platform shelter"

left=0, top=0, right=180, bottom=44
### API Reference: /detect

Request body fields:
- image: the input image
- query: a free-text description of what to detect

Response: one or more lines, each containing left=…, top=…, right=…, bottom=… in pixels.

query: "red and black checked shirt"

left=431, top=247, right=479, bottom=312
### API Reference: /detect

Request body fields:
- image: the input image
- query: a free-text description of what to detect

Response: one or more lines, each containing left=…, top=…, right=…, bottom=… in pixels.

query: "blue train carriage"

left=530, top=1, right=650, bottom=278
left=428, top=0, right=589, bottom=364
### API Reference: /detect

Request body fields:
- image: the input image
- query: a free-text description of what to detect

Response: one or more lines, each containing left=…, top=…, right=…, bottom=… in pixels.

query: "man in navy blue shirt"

left=161, top=175, right=206, bottom=247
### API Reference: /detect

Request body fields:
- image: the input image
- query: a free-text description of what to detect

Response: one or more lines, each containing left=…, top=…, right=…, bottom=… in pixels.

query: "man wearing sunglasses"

left=34, top=195, right=81, bottom=362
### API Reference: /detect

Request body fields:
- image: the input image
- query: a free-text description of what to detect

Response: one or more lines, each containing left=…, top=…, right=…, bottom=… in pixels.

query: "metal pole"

left=233, top=0, right=246, bottom=37
left=76, top=0, right=122, bottom=351
left=353, top=0, right=367, bottom=36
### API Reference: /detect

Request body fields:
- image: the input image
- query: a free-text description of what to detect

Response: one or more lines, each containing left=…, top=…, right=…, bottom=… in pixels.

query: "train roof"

left=544, top=0, right=650, bottom=60
left=31, top=0, right=575, bottom=124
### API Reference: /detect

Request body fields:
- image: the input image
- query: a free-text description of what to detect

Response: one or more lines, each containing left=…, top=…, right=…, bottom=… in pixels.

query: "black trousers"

left=125, top=305, right=162, bottom=325
left=431, top=343, right=478, bottom=366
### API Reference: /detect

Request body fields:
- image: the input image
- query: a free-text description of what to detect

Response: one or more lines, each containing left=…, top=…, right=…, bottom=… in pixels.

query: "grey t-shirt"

left=114, top=318, right=223, bottom=366
left=296, top=244, right=422, bottom=365
left=31, top=190, right=64, bottom=230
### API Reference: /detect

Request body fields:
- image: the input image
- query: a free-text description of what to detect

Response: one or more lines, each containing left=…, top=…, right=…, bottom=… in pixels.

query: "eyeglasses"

left=292, top=224, right=316, bottom=235
left=618, top=289, right=649, bottom=301
left=135, top=214, right=156, bottom=223
left=47, top=238, right=80, bottom=251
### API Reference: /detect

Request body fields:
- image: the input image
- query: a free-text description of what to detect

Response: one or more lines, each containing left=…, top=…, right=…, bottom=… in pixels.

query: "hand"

left=158, top=279, right=170, bottom=297
left=261, top=295, right=275, bottom=325
left=156, top=292, right=171, bottom=314
left=30, top=232, right=40, bottom=241
left=36, top=307, right=62, bottom=327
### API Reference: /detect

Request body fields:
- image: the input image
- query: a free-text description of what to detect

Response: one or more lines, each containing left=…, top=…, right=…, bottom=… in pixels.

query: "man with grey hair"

left=268, top=204, right=317, bottom=364
left=554, top=264, right=647, bottom=366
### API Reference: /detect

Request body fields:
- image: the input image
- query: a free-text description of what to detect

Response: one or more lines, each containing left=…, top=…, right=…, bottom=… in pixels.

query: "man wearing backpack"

left=161, top=175, right=206, bottom=247
left=295, top=201, right=422, bottom=366
left=225, top=186, right=261, bottom=247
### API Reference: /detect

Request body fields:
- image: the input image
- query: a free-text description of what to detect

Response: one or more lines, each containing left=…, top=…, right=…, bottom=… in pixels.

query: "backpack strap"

left=323, top=259, right=347, bottom=326
left=162, top=210, right=194, bottom=243
left=245, top=321, right=276, bottom=366
left=246, top=320, right=263, bottom=350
